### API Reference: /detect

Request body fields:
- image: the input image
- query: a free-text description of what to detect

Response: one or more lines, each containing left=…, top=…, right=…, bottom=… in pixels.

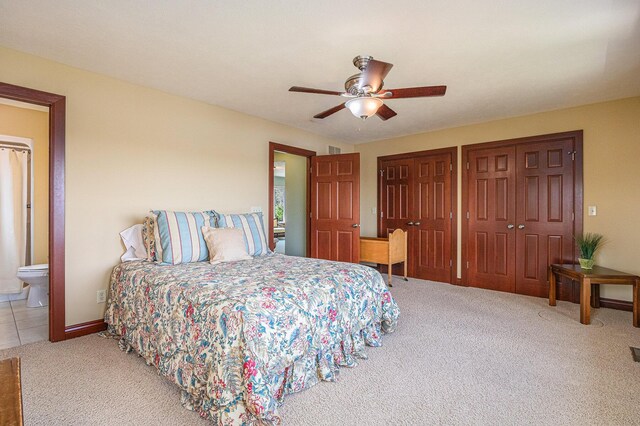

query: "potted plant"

left=575, top=233, right=605, bottom=269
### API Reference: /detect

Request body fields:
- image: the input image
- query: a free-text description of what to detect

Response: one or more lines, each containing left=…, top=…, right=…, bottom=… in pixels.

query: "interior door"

left=379, top=158, right=413, bottom=237
left=379, top=151, right=455, bottom=282
left=379, top=158, right=414, bottom=276
left=515, top=139, right=576, bottom=298
left=413, top=153, right=454, bottom=282
left=467, top=146, right=517, bottom=292
left=310, top=153, right=360, bottom=263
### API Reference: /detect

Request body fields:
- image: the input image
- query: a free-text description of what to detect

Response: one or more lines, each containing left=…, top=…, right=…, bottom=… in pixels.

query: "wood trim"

left=599, top=298, right=633, bottom=312
left=461, top=130, right=583, bottom=151
left=461, top=130, right=584, bottom=289
left=378, top=146, right=460, bottom=162
left=376, top=146, right=458, bottom=284
left=450, top=147, right=459, bottom=285
left=268, top=142, right=316, bottom=255
left=64, top=320, right=107, bottom=340
left=269, top=142, right=316, bottom=158
left=0, top=82, right=66, bottom=342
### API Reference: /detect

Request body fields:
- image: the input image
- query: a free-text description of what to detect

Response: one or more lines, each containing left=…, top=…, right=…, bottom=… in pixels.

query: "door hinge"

left=568, top=151, right=576, bottom=161
left=309, top=166, right=312, bottom=174
left=309, top=212, right=312, bottom=218
left=379, top=169, right=384, bottom=176
left=449, top=163, right=453, bottom=172
left=466, top=211, right=470, bottom=220
left=449, top=259, right=453, bottom=267
left=466, top=162, right=469, bottom=170
left=572, top=212, right=575, bottom=221
left=449, top=211, right=453, bottom=219
left=380, top=211, right=384, bottom=218
left=466, top=261, right=469, bottom=269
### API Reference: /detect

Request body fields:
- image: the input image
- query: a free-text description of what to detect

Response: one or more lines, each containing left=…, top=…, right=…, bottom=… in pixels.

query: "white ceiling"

left=1, top=0, right=639, bottom=144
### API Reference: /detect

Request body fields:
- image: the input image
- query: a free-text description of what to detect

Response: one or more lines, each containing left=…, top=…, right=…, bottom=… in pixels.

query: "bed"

left=105, top=253, right=399, bottom=424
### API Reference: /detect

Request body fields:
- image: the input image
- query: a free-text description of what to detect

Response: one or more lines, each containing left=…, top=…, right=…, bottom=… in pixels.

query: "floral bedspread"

left=105, top=254, right=399, bottom=425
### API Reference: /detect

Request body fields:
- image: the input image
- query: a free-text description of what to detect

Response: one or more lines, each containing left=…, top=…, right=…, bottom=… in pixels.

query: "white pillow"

left=202, top=226, right=252, bottom=264
left=119, top=224, right=146, bottom=262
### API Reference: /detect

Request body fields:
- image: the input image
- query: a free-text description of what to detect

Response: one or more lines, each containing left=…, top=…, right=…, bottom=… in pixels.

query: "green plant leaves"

left=574, top=233, right=605, bottom=259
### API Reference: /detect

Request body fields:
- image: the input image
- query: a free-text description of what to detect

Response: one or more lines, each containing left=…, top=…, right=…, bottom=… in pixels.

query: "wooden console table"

left=0, top=357, right=23, bottom=425
left=549, top=264, right=639, bottom=327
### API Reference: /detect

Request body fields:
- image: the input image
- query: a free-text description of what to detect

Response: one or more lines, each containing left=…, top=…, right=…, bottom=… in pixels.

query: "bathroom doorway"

left=0, top=99, right=50, bottom=349
left=0, top=82, right=66, bottom=343
left=268, top=142, right=315, bottom=257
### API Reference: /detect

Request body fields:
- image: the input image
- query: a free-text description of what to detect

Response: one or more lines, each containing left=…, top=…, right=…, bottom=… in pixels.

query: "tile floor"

left=0, top=300, right=48, bottom=350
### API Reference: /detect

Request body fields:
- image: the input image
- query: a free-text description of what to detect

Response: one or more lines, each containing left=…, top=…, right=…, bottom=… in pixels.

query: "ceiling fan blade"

left=313, top=103, right=346, bottom=119
left=383, top=85, right=447, bottom=99
left=376, top=104, right=397, bottom=121
left=361, top=59, right=394, bottom=92
left=289, top=86, right=343, bottom=96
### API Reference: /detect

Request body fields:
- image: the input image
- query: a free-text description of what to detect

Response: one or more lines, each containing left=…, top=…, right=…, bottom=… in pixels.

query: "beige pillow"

left=202, top=226, right=252, bottom=264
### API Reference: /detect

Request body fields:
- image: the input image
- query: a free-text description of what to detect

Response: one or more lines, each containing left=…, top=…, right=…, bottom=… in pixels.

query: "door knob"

left=413, top=222, right=421, bottom=226
left=507, top=224, right=515, bottom=229
left=406, top=221, right=414, bottom=226
left=352, top=223, right=360, bottom=228
left=518, top=224, right=525, bottom=229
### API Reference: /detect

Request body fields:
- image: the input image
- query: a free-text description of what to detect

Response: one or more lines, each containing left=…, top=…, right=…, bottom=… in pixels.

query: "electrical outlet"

left=371, top=207, right=377, bottom=215
left=250, top=206, right=262, bottom=213
left=96, top=289, right=106, bottom=303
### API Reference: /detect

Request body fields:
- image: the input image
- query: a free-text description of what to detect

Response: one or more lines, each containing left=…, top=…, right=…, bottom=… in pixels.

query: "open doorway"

left=0, top=82, right=66, bottom=343
left=0, top=100, right=50, bottom=349
left=268, top=142, right=315, bottom=257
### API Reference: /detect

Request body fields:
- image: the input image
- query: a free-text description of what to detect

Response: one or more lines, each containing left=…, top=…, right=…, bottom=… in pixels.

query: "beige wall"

left=355, top=97, right=640, bottom=301
left=0, top=46, right=351, bottom=325
left=0, top=103, right=49, bottom=265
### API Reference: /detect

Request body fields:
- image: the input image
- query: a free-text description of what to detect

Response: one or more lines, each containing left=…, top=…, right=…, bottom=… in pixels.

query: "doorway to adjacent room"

left=268, top=142, right=315, bottom=257
left=0, top=82, right=66, bottom=343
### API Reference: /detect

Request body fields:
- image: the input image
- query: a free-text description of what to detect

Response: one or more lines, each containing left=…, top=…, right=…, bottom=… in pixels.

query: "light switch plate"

left=588, top=206, right=597, bottom=216
left=371, top=207, right=377, bottom=215
left=96, top=289, right=106, bottom=303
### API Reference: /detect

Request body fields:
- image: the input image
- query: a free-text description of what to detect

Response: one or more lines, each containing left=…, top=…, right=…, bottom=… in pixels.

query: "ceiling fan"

left=289, top=55, right=447, bottom=121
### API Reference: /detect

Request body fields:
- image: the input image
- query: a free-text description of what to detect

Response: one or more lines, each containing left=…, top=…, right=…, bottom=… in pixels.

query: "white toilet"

left=17, top=264, right=49, bottom=308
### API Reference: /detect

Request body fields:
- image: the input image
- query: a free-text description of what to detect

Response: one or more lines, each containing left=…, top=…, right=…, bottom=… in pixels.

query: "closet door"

left=379, top=158, right=414, bottom=237
left=379, top=158, right=414, bottom=276
left=515, top=139, right=576, bottom=298
left=464, top=131, right=582, bottom=302
left=466, top=146, right=517, bottom=292
left=413, top=153, right=454, bottom=282
left=379, top=149, right=456, bottom=282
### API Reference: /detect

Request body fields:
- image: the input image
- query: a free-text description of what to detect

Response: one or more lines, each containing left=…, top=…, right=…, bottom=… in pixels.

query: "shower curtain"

left=0, top=147, right=27, bottom=294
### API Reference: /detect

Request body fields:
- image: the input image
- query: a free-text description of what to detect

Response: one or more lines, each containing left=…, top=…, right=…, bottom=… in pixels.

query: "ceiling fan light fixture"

left=345, top=97, right=383, bottom=120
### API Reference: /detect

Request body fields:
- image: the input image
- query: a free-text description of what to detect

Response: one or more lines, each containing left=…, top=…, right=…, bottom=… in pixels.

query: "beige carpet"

left=2, top=278, right=639, bottom=425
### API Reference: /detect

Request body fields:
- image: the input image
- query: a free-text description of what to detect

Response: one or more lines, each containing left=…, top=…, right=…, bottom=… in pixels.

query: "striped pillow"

left=215, top=212, right=270, bottom=256
left=152, top=210, right=216, bottom=265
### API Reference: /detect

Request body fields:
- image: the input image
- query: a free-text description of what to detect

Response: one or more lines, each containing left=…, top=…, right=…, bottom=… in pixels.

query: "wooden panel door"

left=379, top=158, right=414, bottom=277
left=379, top=150, right=455, bottom=282
left=379, top=158, right=413, bottom=237
left=467, top=146, right=517, bottom=292
left=310, top=153, right=360, bottom=263
left=413, top=153, right=454, bottom=282
left=515, top=139, right=576, bottom=298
